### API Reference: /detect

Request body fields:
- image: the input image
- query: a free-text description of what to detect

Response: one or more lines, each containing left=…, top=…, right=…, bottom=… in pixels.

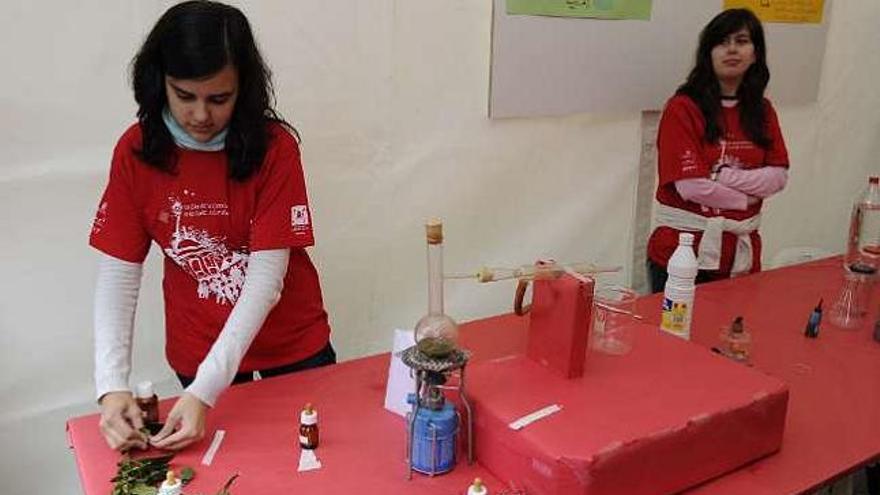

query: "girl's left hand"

left=150, top=392, right=208, bottom=450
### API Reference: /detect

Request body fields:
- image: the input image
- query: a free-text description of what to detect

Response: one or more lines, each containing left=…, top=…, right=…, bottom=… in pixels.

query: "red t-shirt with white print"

left=90, top=123, right=331, bottom=377
left=647, top=94, right=789, bottom=274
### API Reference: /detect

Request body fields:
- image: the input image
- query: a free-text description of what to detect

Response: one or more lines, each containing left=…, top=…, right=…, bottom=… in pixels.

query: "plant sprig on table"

left=213, top=473, right=240, bottom=495
left=110, top=454, right=174, bottom=495
left=111, top=454, right=236, bottom=495
left=191, top=473, right=240, bottom=495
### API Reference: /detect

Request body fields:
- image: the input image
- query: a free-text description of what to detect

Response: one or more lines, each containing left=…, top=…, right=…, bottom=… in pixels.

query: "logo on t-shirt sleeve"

left=291, top=205, right=310, bottom=232
left=91, top=201, right=108, bottom=235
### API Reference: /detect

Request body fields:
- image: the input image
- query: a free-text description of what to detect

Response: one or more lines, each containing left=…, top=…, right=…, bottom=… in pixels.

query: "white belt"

left=654, top=202, right=761, bottom=276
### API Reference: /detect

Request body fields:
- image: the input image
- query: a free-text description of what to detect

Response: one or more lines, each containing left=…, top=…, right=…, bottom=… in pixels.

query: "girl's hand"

left=150, top=392, right=208, bottom=450
left=98, top=391, right=147, bottom=451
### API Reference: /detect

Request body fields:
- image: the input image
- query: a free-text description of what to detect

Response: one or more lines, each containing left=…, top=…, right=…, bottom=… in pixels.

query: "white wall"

left=1, top=1, right=878, bottom=492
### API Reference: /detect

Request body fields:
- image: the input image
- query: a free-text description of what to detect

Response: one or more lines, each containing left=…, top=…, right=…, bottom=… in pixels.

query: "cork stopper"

left=425, top=220, right=443, bottom=245
left=165, top=470, right=177, bottom=485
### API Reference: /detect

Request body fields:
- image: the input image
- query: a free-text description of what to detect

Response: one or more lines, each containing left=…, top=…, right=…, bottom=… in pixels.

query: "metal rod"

left=430, top=425, right=437, bottom=476
left=459, top=365, right=474, bottom=464
left=407, top=372, right=422, bottom=481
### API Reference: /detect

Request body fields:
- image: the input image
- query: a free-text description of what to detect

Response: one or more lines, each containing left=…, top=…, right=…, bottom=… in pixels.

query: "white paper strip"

left=508, top=404, right=563, bottom=431
left=201, top=429, right=226, bottom=466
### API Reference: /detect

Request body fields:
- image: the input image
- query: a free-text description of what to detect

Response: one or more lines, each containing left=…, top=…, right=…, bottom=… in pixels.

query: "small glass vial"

left=158, top=470, right=182, bottom=495
left=468, top=478, right=488, bottom=495
left=134, top=381, right=160, bottom=425
left=299, top=403, right=319, bottom=450
left=719, top=316, right=751, bottom=363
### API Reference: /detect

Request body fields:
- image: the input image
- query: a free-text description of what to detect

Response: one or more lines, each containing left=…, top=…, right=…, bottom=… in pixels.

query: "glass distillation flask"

left=414, top=220, right=459, bottom=358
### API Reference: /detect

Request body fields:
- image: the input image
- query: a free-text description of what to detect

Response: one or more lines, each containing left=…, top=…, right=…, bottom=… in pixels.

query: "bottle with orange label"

left=660, top=233, right=698, bottom=340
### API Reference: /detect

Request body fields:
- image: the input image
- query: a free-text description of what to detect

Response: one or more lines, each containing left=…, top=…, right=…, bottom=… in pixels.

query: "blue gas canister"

left=407, top=393, right=458, bottom=475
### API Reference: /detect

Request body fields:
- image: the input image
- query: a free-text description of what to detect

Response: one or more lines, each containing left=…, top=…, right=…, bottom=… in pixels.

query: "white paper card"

left=297, top=448, right=322, bottom=472
left=508, top=404, right=563, bottom=431
left=383, top=328, right=416, bottom=418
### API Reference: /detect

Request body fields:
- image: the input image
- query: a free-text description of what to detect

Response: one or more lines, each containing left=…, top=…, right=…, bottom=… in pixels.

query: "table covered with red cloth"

left=67, top=257, right=880, bottom=494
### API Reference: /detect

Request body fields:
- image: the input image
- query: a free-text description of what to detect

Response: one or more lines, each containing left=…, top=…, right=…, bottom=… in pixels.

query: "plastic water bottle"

left=845, top=176, right=880, bottom=273
left=661, top=233, right=699, bottom=340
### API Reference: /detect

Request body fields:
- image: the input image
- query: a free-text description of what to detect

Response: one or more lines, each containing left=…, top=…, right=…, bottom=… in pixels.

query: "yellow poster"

left=723, top=0, right=824, bottom=24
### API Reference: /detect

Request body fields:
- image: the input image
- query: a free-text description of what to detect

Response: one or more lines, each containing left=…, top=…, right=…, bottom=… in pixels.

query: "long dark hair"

left=676, top=8, right=771, bottom=148
left=131, top=0, right=293, bottom=181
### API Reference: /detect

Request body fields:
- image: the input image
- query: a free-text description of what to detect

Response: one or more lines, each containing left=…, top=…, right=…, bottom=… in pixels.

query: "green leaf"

left=130, top=483, right=158, bottom=495
left=180, top=466, right=196, bottom=484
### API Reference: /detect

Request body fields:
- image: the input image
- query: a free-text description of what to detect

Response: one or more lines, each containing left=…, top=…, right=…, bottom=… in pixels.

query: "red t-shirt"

left=90, top=123, right=331, bottom=376
left=647, top=95, right=789, bottom=274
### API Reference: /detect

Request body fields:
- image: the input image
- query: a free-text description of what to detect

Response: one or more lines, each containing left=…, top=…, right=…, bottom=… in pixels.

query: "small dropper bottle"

left=299, top=403, right=319, bottom=450
left=722, top=316, right=751, bottom=363
left=468, top=478, right=488, bottom=495
left=158, top=470, right=182, bottom=495
left=134, top=381, right=160, bottom=425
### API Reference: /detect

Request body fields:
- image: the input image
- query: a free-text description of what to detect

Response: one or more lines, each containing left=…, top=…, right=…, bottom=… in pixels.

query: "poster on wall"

left=723, top=0, right=824, bottom=24
left=506, top=0, right=652, bottom=20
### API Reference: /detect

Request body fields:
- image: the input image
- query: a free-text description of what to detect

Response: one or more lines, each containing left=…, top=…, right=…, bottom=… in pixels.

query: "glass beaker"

left=829, top=267, right=876, bottom=329
left=591, top=286, right=637, bottom=356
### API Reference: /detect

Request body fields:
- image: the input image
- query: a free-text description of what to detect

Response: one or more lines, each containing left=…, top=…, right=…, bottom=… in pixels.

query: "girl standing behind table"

left=647, top=8, right=789, bottom=293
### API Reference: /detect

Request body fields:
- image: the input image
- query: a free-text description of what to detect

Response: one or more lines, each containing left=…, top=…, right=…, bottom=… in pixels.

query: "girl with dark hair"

left=90, top=1, right=334, bottom=452
left=647, top=8, right=790, bottom=293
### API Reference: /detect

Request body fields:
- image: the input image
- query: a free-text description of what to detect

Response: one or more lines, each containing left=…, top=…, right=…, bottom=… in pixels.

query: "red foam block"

left=469, top=324, right=789, bottom=495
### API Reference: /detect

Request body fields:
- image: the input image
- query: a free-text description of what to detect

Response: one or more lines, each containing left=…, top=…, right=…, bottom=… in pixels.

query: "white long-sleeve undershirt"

left=93, top=249, right=289, bottom=406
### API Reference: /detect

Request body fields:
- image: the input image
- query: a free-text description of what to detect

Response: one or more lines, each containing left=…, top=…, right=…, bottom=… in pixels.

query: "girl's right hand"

left=98, top=391, right=147, bottom=451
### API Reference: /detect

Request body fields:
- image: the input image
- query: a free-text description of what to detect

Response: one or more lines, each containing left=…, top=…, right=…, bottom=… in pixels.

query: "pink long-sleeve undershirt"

left=675, top=179, right=748, bottom=210
left=675, top=166, right=788, bottom=210
left=716, top=166, right=788, bottom=198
